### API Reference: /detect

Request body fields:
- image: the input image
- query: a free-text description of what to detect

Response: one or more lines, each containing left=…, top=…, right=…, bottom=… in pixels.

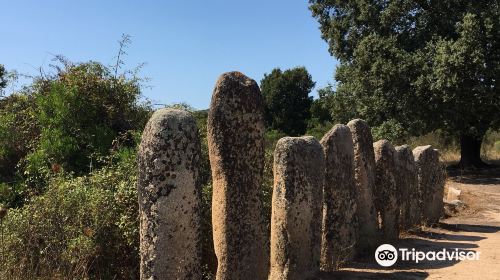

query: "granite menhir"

left=319, top=124, right=358, bottom=270
left=395, top=145, right=419, bottom=230
left=207, top=72, right=269, bottom=280
left=413, top=146, right=445, bottom=225
left=374, top=140, right=399, bottom=241
left=346, top=119, right=379, bottom=255
left=137, top=108, right=202, bottom=279
left=270, top=136, right=324, bottom=280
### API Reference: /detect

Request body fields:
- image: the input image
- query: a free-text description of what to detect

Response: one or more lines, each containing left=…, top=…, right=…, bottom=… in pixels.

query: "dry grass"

left=407, top=130, right=500, bottom=166
left=483, top=147, right=500, bottom=162
left=439, top=150, right=461, bottom=164
left=440, top=145, right=500, bottom=166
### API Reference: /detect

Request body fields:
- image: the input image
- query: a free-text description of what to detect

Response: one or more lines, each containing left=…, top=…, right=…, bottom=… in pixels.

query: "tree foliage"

left=0, top=94, right=39, bottom=181
left=260, top=67, right=315, bottom=136
left=22, top=60, right=151, bottom=187
left=310, top=0, right=500, bottom=166
left=0, top=64, right=7, bottom=93
left=310, top=84, right=336, bottom=124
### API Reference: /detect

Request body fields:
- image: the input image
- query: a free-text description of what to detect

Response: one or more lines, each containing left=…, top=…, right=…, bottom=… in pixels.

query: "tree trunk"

left=458, top=133, right=488, bottom=168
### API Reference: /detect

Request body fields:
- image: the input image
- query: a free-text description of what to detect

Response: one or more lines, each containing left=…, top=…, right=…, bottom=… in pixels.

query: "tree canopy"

left=260, top=67, right=315, bottom=136
left=310, top=0, right=500, bottom=167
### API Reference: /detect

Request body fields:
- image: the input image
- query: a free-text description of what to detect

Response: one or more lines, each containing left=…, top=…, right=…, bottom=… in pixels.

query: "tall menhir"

left=207, top=72, right=269, bottom=280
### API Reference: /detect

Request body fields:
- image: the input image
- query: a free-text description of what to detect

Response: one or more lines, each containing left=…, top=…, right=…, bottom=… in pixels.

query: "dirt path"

left=426, top=169, right=500, bottom=280
left=318, top=168, right=500, bottom=280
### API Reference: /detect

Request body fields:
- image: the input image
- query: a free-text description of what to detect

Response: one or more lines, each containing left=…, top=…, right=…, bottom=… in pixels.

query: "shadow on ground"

left=409, top=230, right=485, bottom=242
left=439, top=223, right=500, bottom=233
left=446, top=166, right=500, bottom=185
left=451, top=176, right=500, bottom=185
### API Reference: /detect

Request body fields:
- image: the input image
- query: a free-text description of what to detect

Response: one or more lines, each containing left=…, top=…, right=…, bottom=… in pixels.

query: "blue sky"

left=1, top=0, right=337, bottom=109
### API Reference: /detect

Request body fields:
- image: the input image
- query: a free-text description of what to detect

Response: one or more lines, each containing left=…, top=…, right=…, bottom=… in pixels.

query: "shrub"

left=371, top=119, right=407, bottom=143
left=34, top=62, right=148, bottom=169
left=0, top=94, right=39, bottom=183
left=306, top=121, right=333, bottom=141
left=0, top=150, right=139, bottom=279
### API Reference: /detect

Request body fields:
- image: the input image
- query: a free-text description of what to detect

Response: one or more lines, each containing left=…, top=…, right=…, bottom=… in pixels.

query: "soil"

left=317, top=167, right=500, bottom=280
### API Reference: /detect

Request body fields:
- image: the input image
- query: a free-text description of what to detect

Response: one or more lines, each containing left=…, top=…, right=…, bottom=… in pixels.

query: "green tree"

left=310, top=1, right=500, bottom=167
left=310, top=84, right=336, bottom=124
left=0, top=64, right=7, bottom=93
left=260, top=67, right=315, bottom=136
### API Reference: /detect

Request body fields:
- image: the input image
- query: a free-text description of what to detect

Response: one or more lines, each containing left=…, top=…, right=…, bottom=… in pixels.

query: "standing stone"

left=207, top=72, right=268, bottom=280
left=373, top=140, right=399, bottom=240
left=395, top=145, right=420, bottom=230
left=319, top=125, right=358, bottom=271
left=270, top=136, right=324, bottom=280
left=346, top=119, right=379, bottom=254
left=413, top=146, right=445, bottom=225
left=137, top=108, right=202, bottom=280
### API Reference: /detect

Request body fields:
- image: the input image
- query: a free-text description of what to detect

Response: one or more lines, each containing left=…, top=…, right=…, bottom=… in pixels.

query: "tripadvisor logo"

left=375, top=244, right=480, bottom=267
left=375, top=244, right=398, bottom=267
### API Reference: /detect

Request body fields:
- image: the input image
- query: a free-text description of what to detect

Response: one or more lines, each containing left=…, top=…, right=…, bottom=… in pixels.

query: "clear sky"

left=1, top=0, right=337, bottom=109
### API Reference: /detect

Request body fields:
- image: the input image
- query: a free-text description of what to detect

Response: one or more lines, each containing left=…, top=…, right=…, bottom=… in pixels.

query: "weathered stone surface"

left=373, top=140, right=399, bottom=240
left=270, top=136, right=324, bottom=280
left=319, top=125, right=358, bottom=271
left=413, top=146, right=445, bottom=225
left=137, top=108, right=202, bottom=280
left=207, top=72, right=268, bottom=280
left=395, top=145, right=420, bottom=230
left=346, top=119, right=379, bottom=254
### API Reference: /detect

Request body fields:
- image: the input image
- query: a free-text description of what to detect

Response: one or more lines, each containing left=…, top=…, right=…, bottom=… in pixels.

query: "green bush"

left=0, top=94, right=39, bottom=183
left=27, top=62, right=149, bottom=176
left=264, top=129, right=286, bottom=150
left=306, top=121, right=333, bottom=141
left=0, top=59, right=151, bottom=208
left=0, top=151, right=139, bottom=279
left=371, top=119, right=407, bottom=143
